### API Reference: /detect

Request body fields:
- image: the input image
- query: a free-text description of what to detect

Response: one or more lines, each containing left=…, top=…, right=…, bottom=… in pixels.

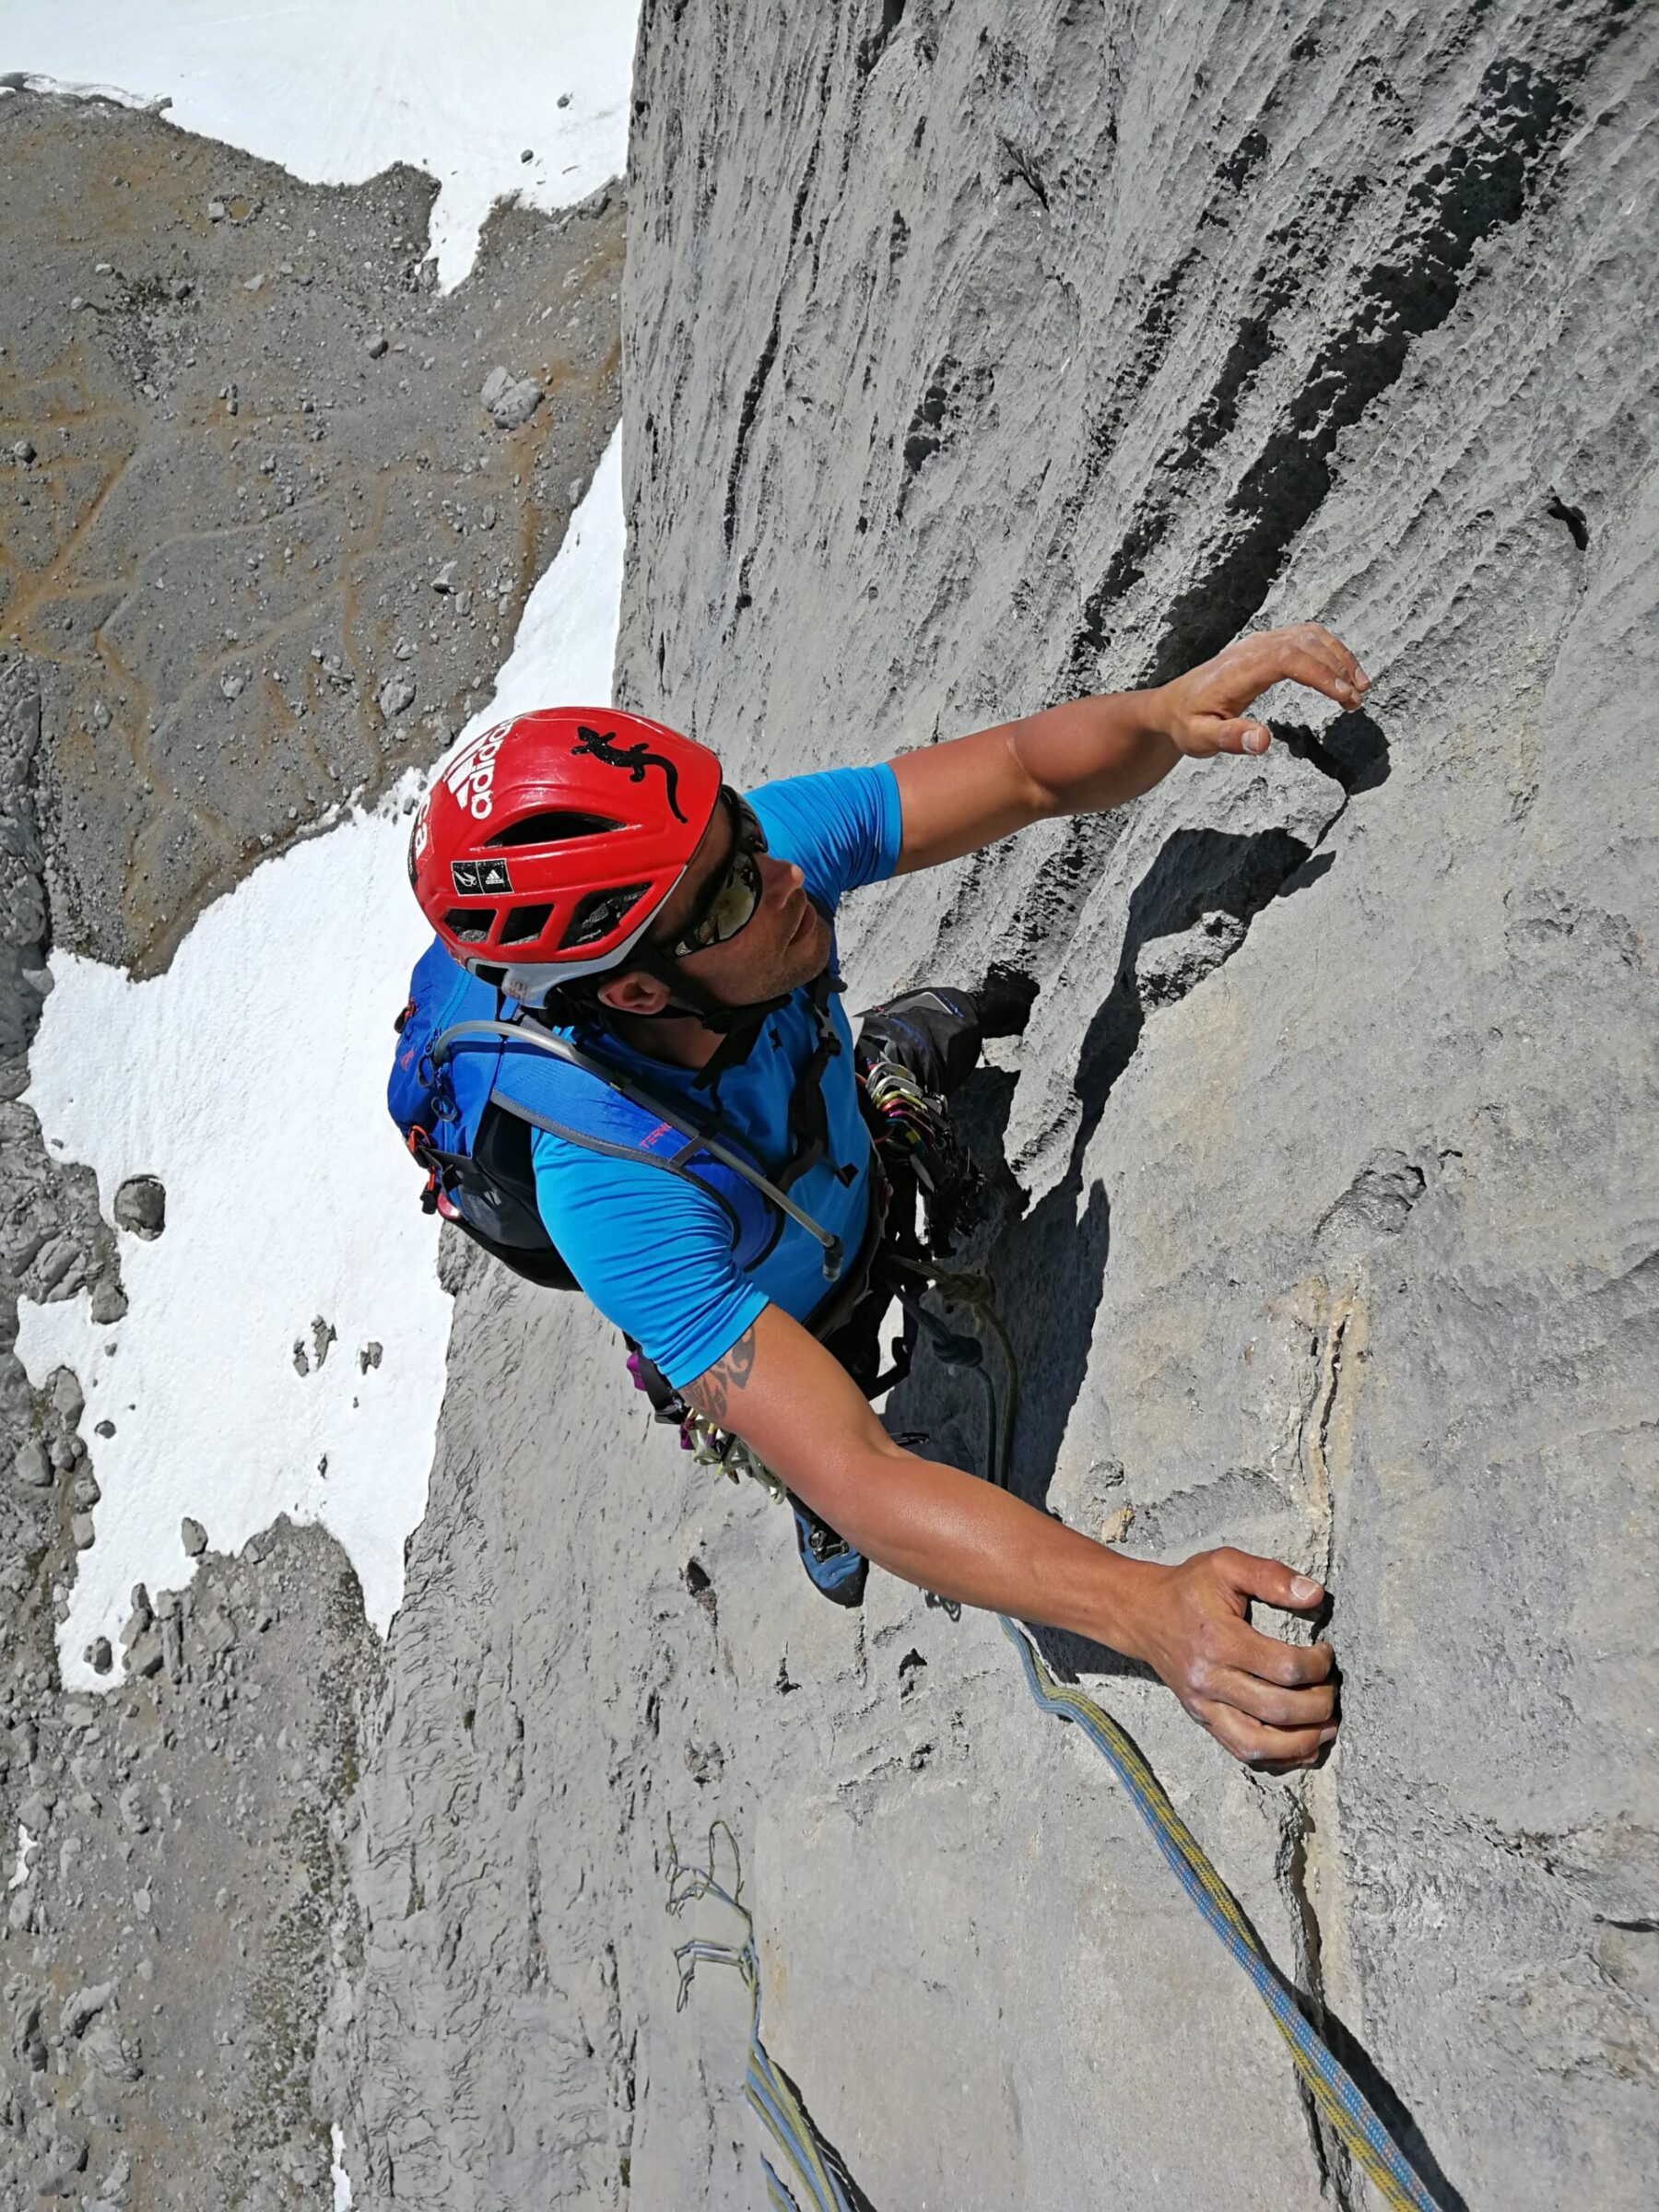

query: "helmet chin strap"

left=572, top=923, right=851, bottom=1184
left=621, top=943, right=792, bottom=1035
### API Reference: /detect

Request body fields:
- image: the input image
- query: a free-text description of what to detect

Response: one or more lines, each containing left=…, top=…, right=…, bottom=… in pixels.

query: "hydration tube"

left=431, top=1017, right=844, bottom=1279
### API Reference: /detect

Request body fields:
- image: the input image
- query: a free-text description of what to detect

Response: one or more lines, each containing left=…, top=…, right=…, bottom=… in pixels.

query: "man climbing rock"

left=398, top=621, right=1368, bottom=1773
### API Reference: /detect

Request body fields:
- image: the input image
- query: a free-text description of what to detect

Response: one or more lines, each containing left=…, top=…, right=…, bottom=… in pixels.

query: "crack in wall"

left=722, top=57, right=833, bottom=549
left=1277, top=1286, right=1368, bottom=2206
left=1280, top=1804, right=1357, bottom=2210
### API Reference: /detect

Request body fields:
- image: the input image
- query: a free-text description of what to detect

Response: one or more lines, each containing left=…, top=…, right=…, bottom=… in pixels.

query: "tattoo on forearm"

left=685, top=1327, right=757, bottom=1429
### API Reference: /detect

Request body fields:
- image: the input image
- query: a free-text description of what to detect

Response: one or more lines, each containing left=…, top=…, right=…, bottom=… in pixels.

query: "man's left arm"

left=888, top=622, right=1370, bottom=874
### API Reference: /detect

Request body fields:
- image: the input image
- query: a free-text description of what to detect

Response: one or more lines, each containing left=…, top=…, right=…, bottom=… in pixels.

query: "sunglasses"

left=661, top=789, right=769, bottom=959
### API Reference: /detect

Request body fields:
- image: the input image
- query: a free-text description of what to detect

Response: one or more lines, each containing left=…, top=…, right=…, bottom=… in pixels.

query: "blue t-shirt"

left=531, top=763, right=903, bottom=1387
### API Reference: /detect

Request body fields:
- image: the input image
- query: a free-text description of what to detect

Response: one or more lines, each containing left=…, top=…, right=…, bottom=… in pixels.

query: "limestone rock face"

left=341, top=5, right=1657, bottom=2206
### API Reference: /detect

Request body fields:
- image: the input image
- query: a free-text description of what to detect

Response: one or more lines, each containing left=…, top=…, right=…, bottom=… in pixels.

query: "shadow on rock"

left=899, top=818, right=1370, bottom=1681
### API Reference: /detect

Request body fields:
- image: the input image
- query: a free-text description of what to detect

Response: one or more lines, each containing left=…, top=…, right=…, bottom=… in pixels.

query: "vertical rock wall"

left=342, top=4, right=1657, bottom=2206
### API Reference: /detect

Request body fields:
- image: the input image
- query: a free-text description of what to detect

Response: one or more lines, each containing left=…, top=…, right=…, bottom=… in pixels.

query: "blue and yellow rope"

left=1000, top=1612, right=1438, bottom=2210
left=671, top=1259, right=1441, bottom=2212
left=668, top=1825, right=856, bottom=2212
left=925, top=1262, right=1438, bottom=2207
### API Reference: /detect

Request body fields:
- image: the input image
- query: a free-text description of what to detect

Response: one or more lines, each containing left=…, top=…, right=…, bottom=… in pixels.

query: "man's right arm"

left=686, top=1301, right=1339, bottom=1771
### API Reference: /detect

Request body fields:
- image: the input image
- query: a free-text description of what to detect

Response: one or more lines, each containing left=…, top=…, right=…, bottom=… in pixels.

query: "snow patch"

left=331, top=2123, right=354, bottom=2209
left=8, top=1823, right=38, bottom=1891
left=0, top=69, right=171, bottom=115
left=18, top=431, right=626, bottom=1689
left=0, top=3, right=637, bottom=288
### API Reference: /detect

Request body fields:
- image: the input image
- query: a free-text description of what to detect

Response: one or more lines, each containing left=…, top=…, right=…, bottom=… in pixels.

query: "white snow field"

left=18, top=432, right=626, bottom=1689
left=0, top=0, right=636, bottom=288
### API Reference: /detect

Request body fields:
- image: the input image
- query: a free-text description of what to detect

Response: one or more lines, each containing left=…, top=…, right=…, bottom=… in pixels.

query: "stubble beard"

left=776, top=903, right=832, bottom=995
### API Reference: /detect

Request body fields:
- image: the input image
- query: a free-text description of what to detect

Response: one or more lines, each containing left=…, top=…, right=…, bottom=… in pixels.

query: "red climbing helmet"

left=407, top=707, right=723, bottom=997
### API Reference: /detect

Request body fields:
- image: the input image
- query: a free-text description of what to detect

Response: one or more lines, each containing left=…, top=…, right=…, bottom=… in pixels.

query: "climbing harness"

left=668, top=1822, right=861, bottom=2212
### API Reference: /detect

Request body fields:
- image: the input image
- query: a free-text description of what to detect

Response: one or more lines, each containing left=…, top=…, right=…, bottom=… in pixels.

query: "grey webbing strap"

left=432, top=1018, right=844, bottom=1278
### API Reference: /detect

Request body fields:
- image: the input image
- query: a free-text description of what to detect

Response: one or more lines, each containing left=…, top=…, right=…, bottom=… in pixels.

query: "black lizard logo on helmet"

left=570, top=724, right=688, bottom=822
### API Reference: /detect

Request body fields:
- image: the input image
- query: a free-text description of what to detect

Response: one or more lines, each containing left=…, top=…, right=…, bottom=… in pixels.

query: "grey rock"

left=366, top=332, right=389, bottom=359
left=491, top=378, right=544, bottom=430
left=112, top=1176, right=167, bottom=1247
left=4, top=1227, right=45, bottom=1273
left=61, top=1981, right=114, bottom=2038
left=32, top=1235, right=79, bottom=1292
left=88, top=1279, right=127, bottom=1325
left=18, top=1997, right=47, bottom=2071
left=32, top=2123, right=88, bottom=2194
left=12, top=437, right=35, bottom=465
left=124, top=1630, right=163, bottom=1680
left=430, top=560, right=459, bottom=594
left=94, top=1418, right=115, bottom=1438
left=69, top=1512, right=96, bottom=1551
left=49, top=1367, right=83, bottom=1423
left=358, top=1340, right=382, bottom=1373
left=13, top=1439, right=50, bottom=1488
left=479, top=364, right=511, bottom=409
left=71, top=1471, right=100, bottom=1510
left=50, top=1436, right=76, bottom=1473
left=377, top=674, right=416, bottom=720
left=87, top=1637, right=112, bottom=1676
left=220, top=670, right=247, bottom=700
left=180, top=1516, right=207, bottom=1558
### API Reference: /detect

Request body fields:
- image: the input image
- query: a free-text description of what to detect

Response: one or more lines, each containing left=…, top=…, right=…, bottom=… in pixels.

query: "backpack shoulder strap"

left=431, top=1019, right=845, bottom=1282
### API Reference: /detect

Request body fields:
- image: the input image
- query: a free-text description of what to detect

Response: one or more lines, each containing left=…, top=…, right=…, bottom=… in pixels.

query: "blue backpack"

left=389, top=937, right=921, bottom=1609
left=387, top=937, right=847, bottom=1292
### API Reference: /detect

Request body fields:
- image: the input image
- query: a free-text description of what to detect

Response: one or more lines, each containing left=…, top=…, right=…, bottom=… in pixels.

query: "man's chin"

left=787, top=910, right=832, bottom=985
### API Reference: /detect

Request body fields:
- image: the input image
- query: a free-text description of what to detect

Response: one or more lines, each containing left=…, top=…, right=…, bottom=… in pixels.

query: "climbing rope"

left=669, top=1256, right=1441, bottom=2207
left=999, top=1617, right=1437, bottom=2209
left=915, top=1271, right=1441, bottom=2211
left=668, top=1822, right=857, bottom=2212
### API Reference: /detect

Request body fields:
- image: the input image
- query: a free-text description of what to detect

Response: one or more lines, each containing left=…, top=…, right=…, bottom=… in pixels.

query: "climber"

left=400, top=621, right=1369, bottom=1773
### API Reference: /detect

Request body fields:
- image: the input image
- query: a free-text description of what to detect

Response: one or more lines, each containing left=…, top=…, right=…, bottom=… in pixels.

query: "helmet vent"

left=500, top=901, right=554, bottom=947
left=443, top=907, right=495, bottom=944
left=563, top=884, right=651, bottom=949
left=485, top=810, right=620, bottom=849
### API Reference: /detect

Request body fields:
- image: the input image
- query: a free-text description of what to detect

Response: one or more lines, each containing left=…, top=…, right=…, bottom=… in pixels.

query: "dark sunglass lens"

left=704, top=854, right=761, bottom=944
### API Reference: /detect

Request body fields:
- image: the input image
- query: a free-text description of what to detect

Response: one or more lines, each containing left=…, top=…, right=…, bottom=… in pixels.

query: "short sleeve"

left=531, top=1130, right=767, bottom=1388
left=747, top=762, right=901, bottom=911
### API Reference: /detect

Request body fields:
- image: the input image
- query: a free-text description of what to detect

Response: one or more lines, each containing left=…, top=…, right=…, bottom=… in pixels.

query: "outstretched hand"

left=1127, top=1547, right=1339, bottom=1771
left=1157, top=622, right=1370, bottom=759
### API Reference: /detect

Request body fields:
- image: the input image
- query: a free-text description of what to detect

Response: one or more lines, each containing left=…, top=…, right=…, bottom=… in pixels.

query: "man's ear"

left=596, top=967, right=672, bottom=1017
